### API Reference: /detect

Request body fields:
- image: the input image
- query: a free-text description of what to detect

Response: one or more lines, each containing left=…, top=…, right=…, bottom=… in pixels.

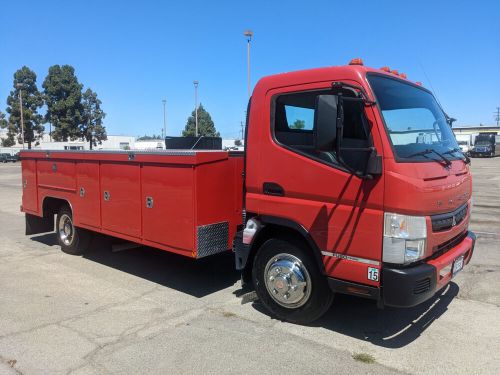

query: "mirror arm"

left=331, top=82, right=376, bottom=106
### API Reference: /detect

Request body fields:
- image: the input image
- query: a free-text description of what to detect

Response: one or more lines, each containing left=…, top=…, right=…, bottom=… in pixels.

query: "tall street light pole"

left=244, top=30, right=253, bottom=98
left=193, top=80, right=199, bottom=137
left=162, top=99, right=167, bottom=138
left=16, top=83, right=25, bottom=149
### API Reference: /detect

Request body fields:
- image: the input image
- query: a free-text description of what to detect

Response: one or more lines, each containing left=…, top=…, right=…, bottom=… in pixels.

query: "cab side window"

left=273, top=90, right=372, bottom=169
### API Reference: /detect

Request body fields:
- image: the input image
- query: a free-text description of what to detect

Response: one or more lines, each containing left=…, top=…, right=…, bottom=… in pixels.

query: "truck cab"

left=236, top=60, right=475, bottom=323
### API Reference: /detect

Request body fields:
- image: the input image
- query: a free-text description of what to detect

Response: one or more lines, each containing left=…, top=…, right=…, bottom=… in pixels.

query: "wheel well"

left=43, top=197, right=71, bottom=217
left=242, top=223, right=325, bottom=284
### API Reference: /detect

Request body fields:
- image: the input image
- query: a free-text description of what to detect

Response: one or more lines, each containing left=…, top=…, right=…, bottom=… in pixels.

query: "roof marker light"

left=400, top=73, right=407, bottom=79
left=349, top=58, right=364, bottom=65
left=415, top=81, right=422, bottom=86
left=391, top=69, right=399, bottom=75
left=380, top=66, right=391, bottom=72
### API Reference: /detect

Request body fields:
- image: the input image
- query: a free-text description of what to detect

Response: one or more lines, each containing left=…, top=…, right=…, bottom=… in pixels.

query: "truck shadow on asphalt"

left=252, top=282, right=459, bottom=349
left=31, top=233, right=459, bottom=348
left=31, top=233, right=240, bottom=298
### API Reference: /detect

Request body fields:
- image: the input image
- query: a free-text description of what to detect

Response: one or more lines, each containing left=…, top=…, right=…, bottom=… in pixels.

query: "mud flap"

left=25, top=213, right=54, bottom=235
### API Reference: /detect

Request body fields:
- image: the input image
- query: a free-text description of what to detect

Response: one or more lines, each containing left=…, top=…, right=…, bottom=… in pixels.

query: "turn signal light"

left=349, top=58, right=364, bottom=65
left=380, top=66, right=391, bottom=72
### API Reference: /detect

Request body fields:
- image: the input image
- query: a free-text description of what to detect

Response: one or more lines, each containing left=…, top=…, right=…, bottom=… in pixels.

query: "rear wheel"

left=252, top=238, right=333, bottom=324
left=56, top=206, right=91, bottom=255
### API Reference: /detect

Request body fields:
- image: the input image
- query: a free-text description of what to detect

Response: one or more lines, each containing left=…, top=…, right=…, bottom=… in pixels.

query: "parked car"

left=1, top=153, right=18, bottom=163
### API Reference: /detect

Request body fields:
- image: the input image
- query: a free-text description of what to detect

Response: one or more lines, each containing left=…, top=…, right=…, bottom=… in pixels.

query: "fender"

left=235, top=214, right=326, bottom=279
left=259, top=215, right=326, bottom=274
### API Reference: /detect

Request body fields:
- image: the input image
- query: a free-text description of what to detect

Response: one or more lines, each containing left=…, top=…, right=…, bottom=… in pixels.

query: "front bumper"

left=470, top=150, right=491, bottom=157
left=382, top=231, right=476, bottom=307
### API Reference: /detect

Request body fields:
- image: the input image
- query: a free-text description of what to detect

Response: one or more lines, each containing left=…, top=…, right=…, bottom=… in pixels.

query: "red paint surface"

left=20, top=151, right=243, bottom=258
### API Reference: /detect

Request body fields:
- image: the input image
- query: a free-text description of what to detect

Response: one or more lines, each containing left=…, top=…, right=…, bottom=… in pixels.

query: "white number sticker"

left=368, top=267, right=379, bottom=281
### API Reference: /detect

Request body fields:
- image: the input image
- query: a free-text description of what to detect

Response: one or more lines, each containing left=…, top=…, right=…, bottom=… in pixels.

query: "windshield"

left=368, top=75, right=461, bottom=161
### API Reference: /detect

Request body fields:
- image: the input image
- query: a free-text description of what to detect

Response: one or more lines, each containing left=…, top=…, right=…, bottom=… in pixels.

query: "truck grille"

left=432, top=231, right=468, bottom=257
left=431, top=204, right=468, bottom=232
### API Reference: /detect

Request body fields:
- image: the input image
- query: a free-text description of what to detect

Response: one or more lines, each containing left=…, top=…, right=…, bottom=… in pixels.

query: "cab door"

left=247, top=81, right=385, bottom=287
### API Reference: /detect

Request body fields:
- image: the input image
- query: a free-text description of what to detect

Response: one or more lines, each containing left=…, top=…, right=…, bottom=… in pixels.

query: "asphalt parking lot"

left=0, top=158, right=499, bottom=374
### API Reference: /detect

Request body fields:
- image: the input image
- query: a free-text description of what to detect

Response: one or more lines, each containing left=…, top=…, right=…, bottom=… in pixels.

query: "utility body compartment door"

left=75, top=161, right=101, bottom=228
left=100, top=163, right=142, bottom=238
left=21, top=159, right=38, bottom=214
left=141, top=164, right=194, bottom=255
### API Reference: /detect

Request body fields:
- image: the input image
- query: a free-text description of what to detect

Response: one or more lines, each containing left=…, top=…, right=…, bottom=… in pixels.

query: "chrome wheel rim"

left=264, top=253, right=312, bottom=309
left=58, top=214, right=74, bottom=246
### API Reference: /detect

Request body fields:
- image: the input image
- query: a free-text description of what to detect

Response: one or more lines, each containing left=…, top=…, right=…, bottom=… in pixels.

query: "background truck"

left=470, top=133, right=500, bottom=157
left=21, top=60, right=476, bottom=323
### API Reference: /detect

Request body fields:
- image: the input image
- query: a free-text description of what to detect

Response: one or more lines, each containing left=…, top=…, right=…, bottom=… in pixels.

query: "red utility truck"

left=20, top=60, right=476, bottom=323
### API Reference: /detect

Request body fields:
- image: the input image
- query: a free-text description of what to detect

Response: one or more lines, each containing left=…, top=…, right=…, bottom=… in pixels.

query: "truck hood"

left=384, top=159, right=471, bottom=216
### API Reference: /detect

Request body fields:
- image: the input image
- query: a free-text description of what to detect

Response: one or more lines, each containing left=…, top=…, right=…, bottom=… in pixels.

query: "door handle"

left=263, top=182, right=285, bottom=197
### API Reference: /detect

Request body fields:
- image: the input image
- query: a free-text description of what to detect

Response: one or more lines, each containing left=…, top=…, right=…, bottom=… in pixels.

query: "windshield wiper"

left=407, top=148, right=452, bottom=167
left=443, top=147, right=471, bottom=164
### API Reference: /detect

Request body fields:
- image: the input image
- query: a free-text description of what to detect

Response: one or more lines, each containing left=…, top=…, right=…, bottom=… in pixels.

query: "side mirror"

left=314, top=95, right=338, bottom=151
left=447, top=117, right=457, bottom=127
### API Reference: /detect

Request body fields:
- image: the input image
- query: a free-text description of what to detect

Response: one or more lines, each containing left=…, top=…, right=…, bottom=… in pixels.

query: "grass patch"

left=222, top=311, right=236, bottom=318
left=352, top=353, right=376, bottom=364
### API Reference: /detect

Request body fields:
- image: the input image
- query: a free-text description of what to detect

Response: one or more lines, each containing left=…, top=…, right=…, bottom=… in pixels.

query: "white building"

left=0, top=132, right=136, bottom=154
left=134, top=140, right=165, bottom=151
left=1, top=128, right=245, bottom=154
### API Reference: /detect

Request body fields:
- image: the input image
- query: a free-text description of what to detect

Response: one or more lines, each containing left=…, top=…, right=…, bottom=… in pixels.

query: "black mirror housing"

left=314, top=95, right=338, bottom=151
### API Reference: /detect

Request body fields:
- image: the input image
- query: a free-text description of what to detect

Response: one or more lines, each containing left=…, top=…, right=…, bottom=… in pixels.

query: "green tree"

left=0, top=111, right=6, bottom=128
left=290, top=119, right=305, bottom=129
left=5, top=66, right=44, bottom=149
left=182, top=104, right=220, bottom=137
left=81, top=88, right=107, bottom=150
left=0, top=111, right=15, bottom=147
left=137, top=134, right=162, bottom=140
left=42, top=65, right=83, bottom=141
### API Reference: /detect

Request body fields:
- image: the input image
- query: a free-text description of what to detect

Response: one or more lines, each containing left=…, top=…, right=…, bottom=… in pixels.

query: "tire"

left=252, top=238, right=333, bottom=324
left=56, top=206, right=91, bottom=255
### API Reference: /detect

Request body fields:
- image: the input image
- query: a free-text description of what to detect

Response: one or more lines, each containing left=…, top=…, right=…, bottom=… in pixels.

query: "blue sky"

left=1, top=0, right=499, bottom=138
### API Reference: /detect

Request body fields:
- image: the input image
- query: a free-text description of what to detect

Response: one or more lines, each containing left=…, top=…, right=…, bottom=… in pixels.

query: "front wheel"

left=56, top=206, right=91, bottom=255
left=252, top=238, right=333, bottom=324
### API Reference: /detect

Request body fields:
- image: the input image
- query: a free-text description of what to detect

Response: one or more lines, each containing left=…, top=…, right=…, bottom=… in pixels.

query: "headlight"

left=383, top=213, right=427, bottom=264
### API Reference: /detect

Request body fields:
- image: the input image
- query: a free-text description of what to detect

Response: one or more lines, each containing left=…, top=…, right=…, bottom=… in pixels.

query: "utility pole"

left=244, top=30, right=253, bottom=98
left=193, top=81, right=199, bottom=137
left=494, top=107, right=500, bottom=127
left=16, top=84, right=25, bottom=149
left=240, top=121, right=244, bottom=140
left=162, top=99, right=167, bottom=138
